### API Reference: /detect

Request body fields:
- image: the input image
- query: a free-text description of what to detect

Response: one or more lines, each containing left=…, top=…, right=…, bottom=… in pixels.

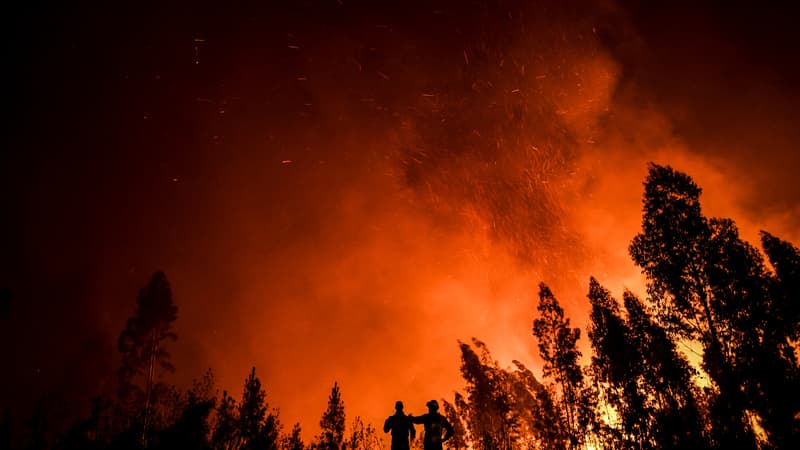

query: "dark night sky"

left=3, top=0, right=799, bottom=439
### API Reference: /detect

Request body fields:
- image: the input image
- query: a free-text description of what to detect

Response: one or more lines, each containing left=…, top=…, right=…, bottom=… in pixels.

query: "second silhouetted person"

left=409, top=400, right=454, bottom=450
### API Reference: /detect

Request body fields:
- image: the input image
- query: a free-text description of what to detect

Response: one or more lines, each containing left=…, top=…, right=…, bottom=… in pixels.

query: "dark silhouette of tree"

left=344, top=416, right=378, bottom=450
left=507, top=361, right=563, bottom=450
left=237, top=367, right=281, bottom=450
left=587, top=276, right=708, bottom=450
left=1, top=410, right=11, bottom=450
left=117, top=271, right=178, bottom=447
left=212, top=391, right=238, bottom=450
left=622, top=291, right=708, bottom=450
left=704, top=219, right=800, bottom=449
left=158, top=392, right=214, bottom=450
left=760, top=232, right=800, bottom=449
left=733, top=231, right=800, bottom=449
left=317, top=383, right=345, bottom=450
left=157, top=370, right=216, bottom=450
left=457, top=339, right=516, bottom=450
left=629, top=164, right=756, bottom=449
left=258, top=411, right=281, bottom=450
left=441, top=400, right=467, bottom=450
left=88, top=394, right=116, bottom=449
left=629, top=163, right=800, bottom=449
left=150, top=384, right=184, bottom=437
left=451, top=332, right=582, bottom=450
left=345, top=417, right=364, bottom=450
left=586, top=277, right=642, bottom=449
left=532, top=283, right=595, bottom=450
left=283, top=423, right=304, bottom=450
left=238, top=367, right=266, bottom=448
left=56, top=395, right=114, bottom=450
left=450, top=392, right=472, bottom=450
left=761, top=231, right=800, bottom=343
left=363, top=423, right=382, bottom=450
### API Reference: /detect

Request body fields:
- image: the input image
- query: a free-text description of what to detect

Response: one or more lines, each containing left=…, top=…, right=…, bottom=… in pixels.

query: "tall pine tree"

left=317, top=383, right=345, bottom=450
left=237, top=367, right=281, bottom=450
left=629, top=164, right=756, bottom=449
left=238, top=367, right=267, bottom=449
left=532, top=283, right=595, bottom=450
left=283, top=423, right=304, bottom=450
left=212, top=390, right=238, bottom=450
left=705, top=219, right=799, bottom=449
left=117, top=271, right=178, bottom=446
left=629, top=164, right=799, bottom=449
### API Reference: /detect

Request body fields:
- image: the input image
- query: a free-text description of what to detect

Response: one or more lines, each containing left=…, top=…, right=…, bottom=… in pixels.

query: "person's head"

left=426, top=400, right=439, bottom=413
left=395, top=401, right=404, bottom=412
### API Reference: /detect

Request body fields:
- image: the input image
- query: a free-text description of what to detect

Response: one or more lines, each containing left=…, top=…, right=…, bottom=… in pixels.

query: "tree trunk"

left=142, top=328, right=159, bottom=448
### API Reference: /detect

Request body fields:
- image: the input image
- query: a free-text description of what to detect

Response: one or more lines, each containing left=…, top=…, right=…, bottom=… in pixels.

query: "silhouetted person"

left=384, top=401, right=416, bottom=450
left=409, top=400, right=454, bottom=450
